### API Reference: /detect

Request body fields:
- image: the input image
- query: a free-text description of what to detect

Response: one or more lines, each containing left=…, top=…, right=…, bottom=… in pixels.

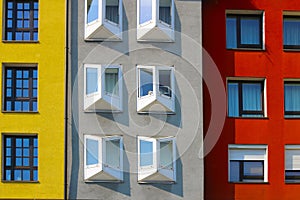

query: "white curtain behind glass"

left=284, top=18, right=300, bottom=45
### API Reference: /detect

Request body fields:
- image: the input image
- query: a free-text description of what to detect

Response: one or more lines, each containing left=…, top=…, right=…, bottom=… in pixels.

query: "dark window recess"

left=230, top=160, right=264, bottom=182
left=4, top=67, right=38, bottom=112
left=226, top=14, right=262, bottom=49
left=285, top=170, right=300, bottom=182
left=3, top=135, right=38, bottom=181
left=5, top=0, right=39, bottom=41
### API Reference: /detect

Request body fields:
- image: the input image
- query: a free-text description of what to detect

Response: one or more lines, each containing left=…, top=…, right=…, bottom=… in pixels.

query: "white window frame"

left=137, top=0, right=175, bottom=42
left=285, top=145, right=300, bottom=183
left=136, top=65, right=175, bottom=114
left=138, top=136, right=176, bottom=183
left=85, top=0, right=123, bottom=41
left=228, top=144, right=268, bottom=183
left=84, top=64, right=123, bottom=112
left=84, top=135, right=123, bottom=182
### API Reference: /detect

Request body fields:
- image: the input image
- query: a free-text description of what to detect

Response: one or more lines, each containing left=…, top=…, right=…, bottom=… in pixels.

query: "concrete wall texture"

left=69, top=0, right=203, bottom=199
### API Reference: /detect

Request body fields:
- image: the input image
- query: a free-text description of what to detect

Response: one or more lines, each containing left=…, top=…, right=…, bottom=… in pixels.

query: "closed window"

left=284, top=82, right=300, bottom=118
left=5, top=0, right=38, bottom=41
left=229, top=145, right=267, bottom=183
left=3, top=135, right=38, bottom=182
left=285, top=145, right=300, bottom=183
left=283, top=16, right=300, bottom=49
left=84, top=135, right=123, bottom=182
left=227, top=80, right=264, bottom=117
left=226, top=14, right=262, bottom=49
left=4, top=67, right=38, bottom=112
left=138, top=136, right=176, bottom=183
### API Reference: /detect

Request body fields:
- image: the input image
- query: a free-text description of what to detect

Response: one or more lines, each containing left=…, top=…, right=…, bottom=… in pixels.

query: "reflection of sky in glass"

left=139, top=68, right=153, bottom=97
left=87, top=0, right=99, bottom=23
left=106, top=139, right=120, bottom=168
left=140, top=140, right=153, bottom=166
left=140, top=0, right=152, bottom=24
left=86, top=68, right=98, bottom=95
left=87, top=139, right=99, bottom=165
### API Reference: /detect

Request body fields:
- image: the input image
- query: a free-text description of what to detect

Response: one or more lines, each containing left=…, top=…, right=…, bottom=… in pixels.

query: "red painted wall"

left=203, top=0, right=300, bottom=199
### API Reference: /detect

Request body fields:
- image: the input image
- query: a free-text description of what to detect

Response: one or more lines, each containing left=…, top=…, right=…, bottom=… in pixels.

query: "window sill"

left=2, top=180, right=39, bottom=183
left=2, top=40, right=39, bottom=44
left=229, top=181, right=269, bottom=184
left=226, top=48, right=265, bottom=51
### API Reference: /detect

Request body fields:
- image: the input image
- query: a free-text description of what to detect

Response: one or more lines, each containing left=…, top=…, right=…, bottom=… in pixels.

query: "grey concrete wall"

left=69, top=0, right=203, bottom=199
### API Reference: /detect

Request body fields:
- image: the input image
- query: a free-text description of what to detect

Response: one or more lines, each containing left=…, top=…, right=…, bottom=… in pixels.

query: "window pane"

left=159, top=0, right=171, bottom=25
left=286, top=170, right=300, bottom=182
left=105, top=68, right=119, bottom=95
left=160, top=140, right=173, bottom=169
left=106, top=0, right=119, bottom=24
left=86, top=138, right=99, bottom=165
left=6, top=170, right=11, bottom=181
left=105, top=139, right=120, bottom=168
left=140, top=0, right=152, bottom=24
left=14, top=170, right=22, bottom=181
left=229, top=161, right=240, bottom=182
left=159, top=70, right=172, bottom=97
left=16, top=138, right=22, bottom=147
left=86, top=68, right=98, bottom=95
left=33, top=170, right=38, bottom=181
left=241, top=17, right=260, bottom=45
left=228, top=83, right=239, bottom=117
left=242, top=83, right=262, bottom=112
left=284, top=18, right=300, bottom=46
left=6, top=157, right=11, bottom=166
left=244, top=161, right=263, bottom=176
left=226, top=17, right=237, bottom=48
left=23, top=170, right=30, bottom=181
left=87, top=0, right=99, bottom=23
left=139, top=68, right=153, bottom=97
left=285, top=83, right=300, bottom=117
left=140, top=140, right=153, bottom=166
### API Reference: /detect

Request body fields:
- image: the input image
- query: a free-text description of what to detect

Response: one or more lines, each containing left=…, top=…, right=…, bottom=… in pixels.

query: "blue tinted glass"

left=7, top=70, right=12, bottom=78
left=17, top=11, right=23, bottom=18
left=24, top=32, right=30, bottom=40
left=34, top=148, right=38, bottom=156
left=7, top=32, right=12, bottom=40
left=8, top=10, right=12, bottom=18
left=6, top=170, right=11, bottom=181
left=14, top=170, right=21, bottom=181
left=6, top=148, right=11, bottom=156
left=7, top=79, right=12, bottom=87
left=16, top=148, right=22, bottom=156
left=17, top=20, right=23, bottom=28
left=241, top=17, right=260, bottom=45
left=34, top=2, right=38, bottom=9
left=33, top=32, right=38, bottom=41
left=17, top=70, right=22, bottom=78
left=285, top=84, right=300, bottom=115
left=139, top=68, right=153, bottom=97
left=33, top=101, right=37, bottom=111
left=230, top=161, right=240, bottom=182
left=15, top=101, right=22, bottom=111
left=23, top=89, right=29, bottom=97
left=34, top=11, right=38, bottom=18
left=23, top=158, right=29, bottom=166
left=86, top=68, right=98, bottom=95
left=16, top=89, right=22, bottom=97
left=6, top=101, right=12, bottom=111
left=23, top=70, right=29, bottom=78
left=140, top=0, right=152, bottom=24
left=23, top=170, right=30, bottom=181
left=24, top=20, right=29, bottom=28
left=33, top=158, right=38, bottom=166
left=33, top=80, right=38, bottom=87
left=226, top=17, right=237, bottom=48
left=16, top=158, right=22, bottom=166
left=23, top=80, right=29, bottom=88
left=6, top=157, right=11, bottom=166
left=16, top=80, right=22, bottom=88
left=6, top=138, right=11, bottom=146
left=34, top=20, right=38, bottom=28
left=24, top=11, right=29, bottom=19
left=87, top=0, right=99, bottom=23
left=140, top=140, right=153, bottom=166
left=33, top=70, right=38, bottom=78
left=242, top=83, right=262, bottom=111
left=33, top=89, right=37, bottom=97
left=16, top=138, right=22, bottom=147
left=7, top=20, right=12, bottom=28
left=86, top=138, right=98, bottom=165
left=16, top=32, right=22, bottom=40
left=33, top=170, right=38, bottom=181
left=17, top=3, right=23, bottom=9
left=284, top=18, right=300, bottom=46
left=7, top=2, right=13, bottom=9
left=23, top=102, right=29, bottom=111
left=6, top=89, right=12, bottom=97
left=23, top=148, right=29, bottom=156
left=24, top=3, right=29, bottom=9
left=34, top=138, right=38, bottom=147
left=23, top=138, right=29, bottom=147
left=228, top=83, right=239, bottom=117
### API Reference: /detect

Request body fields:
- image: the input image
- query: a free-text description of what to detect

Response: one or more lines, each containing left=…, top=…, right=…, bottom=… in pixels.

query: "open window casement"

left=137, top=0, right=174, bottom=42
left=84, top=135, right=123, bottom=182
left=138, top=136, right=176, bottom=183
left=137, top=66, right=175, bottom=114
left=85, top=0, right=122, bottom=41
left=84, top=64, right=123, bottom=112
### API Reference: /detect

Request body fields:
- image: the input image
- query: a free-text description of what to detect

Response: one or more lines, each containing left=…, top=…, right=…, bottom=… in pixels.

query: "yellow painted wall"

left=0, top=0, right=65, bottom=199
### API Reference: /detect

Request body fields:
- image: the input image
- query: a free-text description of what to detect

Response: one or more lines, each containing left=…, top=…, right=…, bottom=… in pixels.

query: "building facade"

left=0, top=0, right=66, bottom=199
left=203, top=0, right=300, bottom=199
left=68, top=0, right=203, bottom=199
